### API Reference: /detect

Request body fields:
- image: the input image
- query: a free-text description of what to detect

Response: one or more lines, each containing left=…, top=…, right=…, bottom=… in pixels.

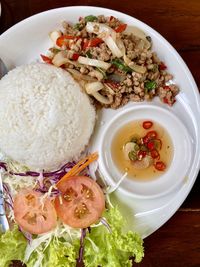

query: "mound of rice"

left=0, top=63, right=96, bottom=171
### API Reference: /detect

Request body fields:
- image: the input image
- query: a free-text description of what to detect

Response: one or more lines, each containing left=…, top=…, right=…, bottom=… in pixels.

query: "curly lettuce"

left=84, top=206, right=144, bottom=267
left=0, top=206, right=144, bottom=267
left=0, top=226, right=27, bottom=267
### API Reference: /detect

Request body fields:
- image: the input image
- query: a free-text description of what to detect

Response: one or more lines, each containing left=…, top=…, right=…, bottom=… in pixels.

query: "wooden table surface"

left=0, top=1, right=200, bottom=266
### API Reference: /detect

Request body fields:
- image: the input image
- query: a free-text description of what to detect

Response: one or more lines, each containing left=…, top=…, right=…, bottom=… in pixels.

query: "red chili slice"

left=146, top=131, right=157, bottom=139
left=154, top=161, right=166, bottom=171
left=147, top=141, right=155, bottom=151
left=40, top=54, right=52, bottom=64
left=115, top=24, right=127, bottom=33
left=56, top=35, right=81, bottom=47
left=143, top=121, right=153, bottom=129
left=104, top=80, right=120, bottom=89
left=151, top=149, right=160, bottom=159
left=109, top=16, right=115, bottom=21
left=83, top=38, right=103, bottom=50
left=163, top=86, right=170, bottom=90
left=143, top=135, right=150, bottom=144
left=138, top=150, right=147, bottom=159
left=159, top=62, right=167, bottom=70
left=72, top=53, right=80, bottom=61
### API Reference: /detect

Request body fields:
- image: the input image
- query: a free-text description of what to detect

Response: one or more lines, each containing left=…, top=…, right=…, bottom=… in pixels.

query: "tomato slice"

left=154, top=161, right=166, bottom=171
left=55, top=176, right=105, bottom=228
left=142, top=121, right=153, bottom=129
left=14, top=189, right=57, bottom=234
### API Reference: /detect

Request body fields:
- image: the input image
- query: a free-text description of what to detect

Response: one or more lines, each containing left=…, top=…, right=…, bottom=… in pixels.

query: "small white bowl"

left=99, top=105, right=192, bottom=199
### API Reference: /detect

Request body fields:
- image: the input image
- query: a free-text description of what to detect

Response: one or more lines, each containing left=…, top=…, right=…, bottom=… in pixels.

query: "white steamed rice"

left=0, top=63, right=96, bottom=171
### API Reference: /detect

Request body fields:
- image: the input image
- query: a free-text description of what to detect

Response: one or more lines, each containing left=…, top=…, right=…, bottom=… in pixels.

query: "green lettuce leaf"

left=0, top=206, right=144, bottom=267
left=84, top=206, right=144, bottom=267
left=26, top=238, right=78, bottom=267
left=0, top=226, right=27, bottom=267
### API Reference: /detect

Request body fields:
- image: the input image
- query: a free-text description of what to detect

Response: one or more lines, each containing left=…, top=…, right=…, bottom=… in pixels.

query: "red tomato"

left=142, top=121, right=153, bottom=129
left=115, top=24, right=127, bottom=33
left=146, top=131, right=157, bottom=139
left=83, top=38, right=103, bottom=50
left=154, top=161, right=166, bottom=171
left=40, top=54, right=52, bottom=64
left=14, top=189, right=57, bottom=234
left=55, top=176, right=105, bottom=228
left=151, top=149, right=160, bottom=159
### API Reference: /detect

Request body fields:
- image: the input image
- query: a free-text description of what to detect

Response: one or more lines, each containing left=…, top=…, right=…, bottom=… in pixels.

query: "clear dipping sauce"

left=111, top=120, right=173, bottom=181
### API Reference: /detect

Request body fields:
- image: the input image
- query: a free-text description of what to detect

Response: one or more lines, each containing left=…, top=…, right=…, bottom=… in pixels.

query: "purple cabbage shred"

left=100, top=217, right=112, bottom=233
left=76, top=228, right=87, bottom=267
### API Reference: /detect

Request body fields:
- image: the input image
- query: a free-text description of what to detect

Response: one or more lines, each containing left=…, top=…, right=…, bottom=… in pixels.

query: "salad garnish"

left=0, top=152, right=144, bottom=266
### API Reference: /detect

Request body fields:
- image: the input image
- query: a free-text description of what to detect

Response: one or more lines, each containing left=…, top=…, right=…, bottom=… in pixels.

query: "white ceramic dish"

left=99, top=105, right=192, bottom=199
left=0, top=6, right=199, bottom=238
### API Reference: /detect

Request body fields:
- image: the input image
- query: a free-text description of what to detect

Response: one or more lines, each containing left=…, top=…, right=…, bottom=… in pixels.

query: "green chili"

left=128, top=151, right=138, bottom=161
left=144, top=80, right=157, bottom=91
left=111, top=59, right=132, bottom=73
left=85, top=15, right=98, bottom=22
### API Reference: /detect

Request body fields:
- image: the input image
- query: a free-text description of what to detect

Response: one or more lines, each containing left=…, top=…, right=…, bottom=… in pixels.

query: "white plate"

left=0, top=6, right=199, bottom=238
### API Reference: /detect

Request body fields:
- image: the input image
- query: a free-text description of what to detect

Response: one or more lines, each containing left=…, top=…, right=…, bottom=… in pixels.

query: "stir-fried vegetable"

left=83, top=37, right=103, bottom=49
left=41, top=15, right=179, bottom=108
left=115, top=23, right=127, bottom=33
left=112, top=59, right=132, bottom=73
left=78, top=56, right=111, bottom=70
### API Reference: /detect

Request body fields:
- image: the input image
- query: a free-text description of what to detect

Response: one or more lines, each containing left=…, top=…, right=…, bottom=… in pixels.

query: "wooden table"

left=0, top=1, right=200, bottom=266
